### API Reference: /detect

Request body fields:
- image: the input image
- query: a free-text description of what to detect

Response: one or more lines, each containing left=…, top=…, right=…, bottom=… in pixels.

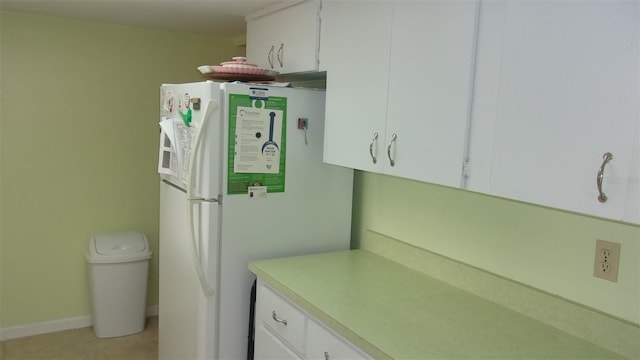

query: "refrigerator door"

left=158, top=81, right=223, bottom=359
left=159, top=180, right=220, bottom=359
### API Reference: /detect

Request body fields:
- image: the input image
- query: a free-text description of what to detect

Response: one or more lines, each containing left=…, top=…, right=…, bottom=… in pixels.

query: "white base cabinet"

left=254, top=280, right=371, bottom=360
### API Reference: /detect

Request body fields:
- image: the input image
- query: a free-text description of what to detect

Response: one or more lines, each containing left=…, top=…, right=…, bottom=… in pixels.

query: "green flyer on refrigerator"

left=227, top=93, right=287, bottom=195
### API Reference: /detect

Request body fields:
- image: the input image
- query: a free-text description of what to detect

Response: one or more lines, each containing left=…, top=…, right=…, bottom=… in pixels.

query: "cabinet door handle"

left=277, top=43, right=284, bottom=67
left=268, top=45, right=274, bottom=69
left=369, top=132, right=379, bottom=164
left=597, top=152, right=613, bottom=203
left=271, top=311, right=287, bottom=326
left=387, top=133, right=397, bottom=167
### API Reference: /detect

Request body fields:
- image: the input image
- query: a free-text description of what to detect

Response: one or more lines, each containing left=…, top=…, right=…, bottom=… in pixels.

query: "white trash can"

left=86, top=231, right=152, bottom=338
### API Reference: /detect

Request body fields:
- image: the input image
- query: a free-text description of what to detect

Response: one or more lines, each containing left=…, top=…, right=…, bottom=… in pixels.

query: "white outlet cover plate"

left=593, top=239, right=621, bottom=282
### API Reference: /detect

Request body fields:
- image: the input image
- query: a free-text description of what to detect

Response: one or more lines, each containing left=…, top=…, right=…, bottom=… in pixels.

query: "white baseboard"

left=0, top=304, right=159, bottom=341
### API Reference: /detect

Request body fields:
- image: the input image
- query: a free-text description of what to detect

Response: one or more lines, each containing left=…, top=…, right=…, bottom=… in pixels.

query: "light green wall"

left=2, top=7, right=638, bottom=334
left=351, top=171, right=640, bottom=324
left=0, top=12, right=242, bottom=328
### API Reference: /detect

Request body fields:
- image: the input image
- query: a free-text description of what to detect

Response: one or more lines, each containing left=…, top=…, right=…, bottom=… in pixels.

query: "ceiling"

left=0, top=0, right=283, bottom=36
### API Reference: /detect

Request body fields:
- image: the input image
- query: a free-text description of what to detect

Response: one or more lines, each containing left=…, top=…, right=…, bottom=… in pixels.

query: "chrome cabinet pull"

left=597, top=152, right=613, bottom=203
left=271, top=311, right=287, bottom=326
left=387, top=133, right=397, bottom=166
left=268, top=45, right=274, bottom=69
left=277, top=43, right=284, bottom=67
left=369, top=132, right=379, bottom=164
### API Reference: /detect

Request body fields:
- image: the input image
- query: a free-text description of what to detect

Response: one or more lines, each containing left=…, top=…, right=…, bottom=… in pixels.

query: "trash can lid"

left=86, top=231, right=152, bottom=263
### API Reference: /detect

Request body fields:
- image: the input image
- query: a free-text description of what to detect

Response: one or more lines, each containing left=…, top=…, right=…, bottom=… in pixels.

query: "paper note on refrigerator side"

left=158, top=117, right=199, bottom=184
left=158, top=117, right=179, bottom=177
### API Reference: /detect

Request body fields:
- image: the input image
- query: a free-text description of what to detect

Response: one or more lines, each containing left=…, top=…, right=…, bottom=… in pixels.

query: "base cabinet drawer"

left=255, top=325, right=302, bottom=360
left=256, top=282, right=306, bottom=353
left=306, top=319, right=371, bottom=360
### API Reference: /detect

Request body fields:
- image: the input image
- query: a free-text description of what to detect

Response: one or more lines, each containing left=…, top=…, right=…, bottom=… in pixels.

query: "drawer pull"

left=272, top=311, right=288, bottom=326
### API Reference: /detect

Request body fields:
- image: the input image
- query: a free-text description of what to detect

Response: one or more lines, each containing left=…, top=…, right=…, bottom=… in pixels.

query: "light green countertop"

left=249, top=249, right=625, bottom=359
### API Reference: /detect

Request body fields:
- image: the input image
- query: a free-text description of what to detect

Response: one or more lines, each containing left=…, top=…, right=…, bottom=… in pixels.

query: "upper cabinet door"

left=320, top=1, right=393, bottom=172
left=246, top=0, right=320, bottom=74
left=321, top=0, right=478, bottom=186
left=385, top=1, right=478, bottom=186
left=468, top=1, right=639, bottom=223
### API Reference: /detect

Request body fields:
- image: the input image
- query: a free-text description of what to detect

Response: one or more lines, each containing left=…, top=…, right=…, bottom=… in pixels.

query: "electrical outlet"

left=593, top=239, right=621, bottom=282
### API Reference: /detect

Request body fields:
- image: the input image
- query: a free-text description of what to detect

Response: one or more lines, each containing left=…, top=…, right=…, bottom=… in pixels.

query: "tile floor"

left=0, top=317, right=157, bottom=360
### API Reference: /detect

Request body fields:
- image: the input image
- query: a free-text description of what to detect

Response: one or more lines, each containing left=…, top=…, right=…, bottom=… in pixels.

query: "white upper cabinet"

left=246, top=0, right=321, bottom=74
left=467, top=1, right=639, bottom=224
left=321, top=1, right=479, bottom=188
left=385, top=2, right=478, bottom=185
left=320, top=1, right=393, bottom=173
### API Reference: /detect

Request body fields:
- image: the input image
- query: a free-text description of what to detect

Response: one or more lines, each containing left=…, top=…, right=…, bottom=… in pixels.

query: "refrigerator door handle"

left=186, top=100, right=218, bottom=297
left=187, top=201, right=215, bottom=296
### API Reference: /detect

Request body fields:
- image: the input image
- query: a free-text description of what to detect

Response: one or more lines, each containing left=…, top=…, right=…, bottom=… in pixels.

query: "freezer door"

left=159, top=181, right=220, bottom=359
left=159, top=82, right=223, bottom=200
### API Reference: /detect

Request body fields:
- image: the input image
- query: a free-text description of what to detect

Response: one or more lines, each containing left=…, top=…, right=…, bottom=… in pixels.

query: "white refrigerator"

left=157, top=81, right=353, bottom=359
